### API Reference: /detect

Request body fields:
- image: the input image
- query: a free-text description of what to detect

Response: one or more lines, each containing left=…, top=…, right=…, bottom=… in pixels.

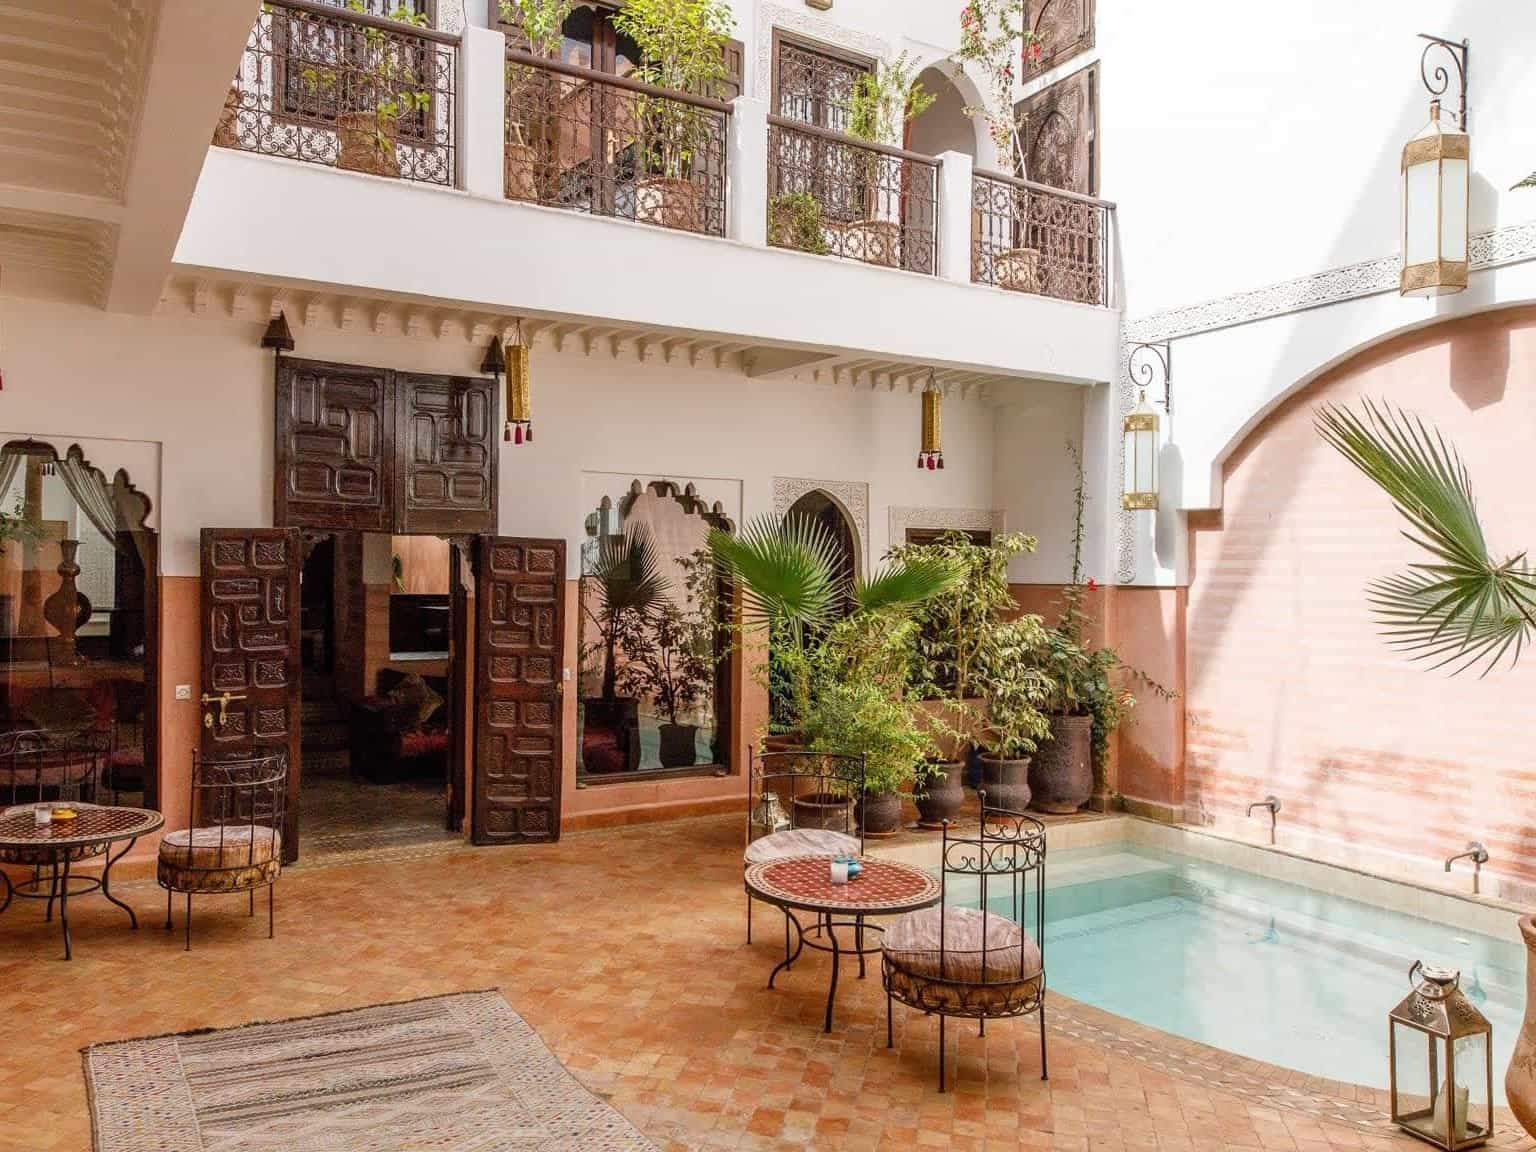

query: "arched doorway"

left=907, top=67, right=978, bottom=161
left=786, top=489, right=860, bottom=615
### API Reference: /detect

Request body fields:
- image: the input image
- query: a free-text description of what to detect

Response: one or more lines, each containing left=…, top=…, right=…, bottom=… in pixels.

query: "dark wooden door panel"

left=473, top=536, right=564, bottom=845
left=275, top=358, right=392, bottom=532
left=395, top=374, right=497, bottom=535
left=200, top=528, right=301, bottom=862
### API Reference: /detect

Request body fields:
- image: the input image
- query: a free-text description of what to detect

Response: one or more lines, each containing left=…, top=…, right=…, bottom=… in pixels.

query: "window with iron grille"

left=770, top=34, right=872, bottom=225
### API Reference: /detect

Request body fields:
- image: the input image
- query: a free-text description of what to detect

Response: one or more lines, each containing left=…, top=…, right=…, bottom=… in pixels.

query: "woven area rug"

left=82, top=990, right=657, bottom=1151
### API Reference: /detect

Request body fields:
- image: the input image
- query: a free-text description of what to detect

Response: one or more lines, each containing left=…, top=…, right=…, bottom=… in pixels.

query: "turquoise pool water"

left=962, top=844, right=1522, bottom=1098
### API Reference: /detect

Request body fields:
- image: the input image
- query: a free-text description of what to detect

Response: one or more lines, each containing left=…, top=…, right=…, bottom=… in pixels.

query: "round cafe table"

left=745, top=855, right=941, bottom=1033
left=0, top=803, right=164, bottom=960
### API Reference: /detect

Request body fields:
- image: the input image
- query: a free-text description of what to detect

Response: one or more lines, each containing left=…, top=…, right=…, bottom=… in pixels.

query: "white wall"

left=0, top=295, right=1036, bottom=579
left=993, top=383, right=1088, bottom=584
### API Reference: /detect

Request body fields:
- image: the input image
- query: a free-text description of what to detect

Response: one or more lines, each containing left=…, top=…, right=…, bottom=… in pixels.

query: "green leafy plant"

left=951, top=0, right=1045, bottom=171
left=582, top=525, right=671, bottom=700
left=500, top=0, right=575, bottom=154
left=848, top=51, right=936, bottom=146
left=1316, top=399, right=1536, bottom=674
left=619, top=598, right=714, bottom=725
left=611, top=0, right=734, bottom=181
left=298, top=3, right=433, bottom=163
left=768, top=191, right=829, bottom=254
left=974, top=615, right=1053, bottom=758
left=0, top=493, right=42, bottom=548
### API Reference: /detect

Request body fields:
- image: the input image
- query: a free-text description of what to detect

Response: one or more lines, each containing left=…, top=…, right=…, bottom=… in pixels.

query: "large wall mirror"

left=0, top=439, right=158, bottom=809
left=577, top=478, right=736, bottom=779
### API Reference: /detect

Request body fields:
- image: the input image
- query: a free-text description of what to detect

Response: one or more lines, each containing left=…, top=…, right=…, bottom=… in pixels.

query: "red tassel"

left=514, top=424, right=524, bottom=444
left=926, top=456, right=936, bottom=470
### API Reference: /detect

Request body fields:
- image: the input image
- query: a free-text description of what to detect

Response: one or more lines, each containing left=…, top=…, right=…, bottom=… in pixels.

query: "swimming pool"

left=963, top=842, right=1523, bottom=1099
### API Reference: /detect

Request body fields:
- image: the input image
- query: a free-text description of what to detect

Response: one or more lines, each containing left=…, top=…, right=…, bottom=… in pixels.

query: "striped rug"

left=83, top=990, right=657, bottom=1151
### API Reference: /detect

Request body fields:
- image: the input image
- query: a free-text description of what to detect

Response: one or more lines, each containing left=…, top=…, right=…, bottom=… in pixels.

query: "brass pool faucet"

left=1246, top=795, right=1281, bottom=845
left=1444, top=842, right=1489, bottom=895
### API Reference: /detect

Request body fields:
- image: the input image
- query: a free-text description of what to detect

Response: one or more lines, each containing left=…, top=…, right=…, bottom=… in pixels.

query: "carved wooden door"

left=395, top=374, right=497, bottom=536
left=200, top=529, right=301, bottom=862
left=472, top=536, right=564, bottom=845
left=275, top=358, right=392, bottom=533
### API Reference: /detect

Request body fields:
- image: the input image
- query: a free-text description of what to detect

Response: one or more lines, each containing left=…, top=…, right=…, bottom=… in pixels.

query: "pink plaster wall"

left=1186, top=305, right=1536, bottom=884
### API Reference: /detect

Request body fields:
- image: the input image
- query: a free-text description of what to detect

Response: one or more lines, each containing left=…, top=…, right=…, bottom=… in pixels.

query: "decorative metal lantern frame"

left=1401, top=35, right=1470, bottom=298
left=1389, top=962, right=1493, bottom=1151
left=919, top=376, right=944, bottom=470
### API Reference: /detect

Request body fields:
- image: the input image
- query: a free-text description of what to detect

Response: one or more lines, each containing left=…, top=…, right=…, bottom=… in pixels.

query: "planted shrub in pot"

left=499, top=0, right=575, bottom=201
left=321, top=2, right=435, bottom=178
left=768, top=192, right=830, bottom=254
left=612, top=0, right=734, bottom=233
left=975, top=616, right=1053, bottom=812
left=622, top=599, right=713, bottom=769
left=842, top=52, right=934, bottom=268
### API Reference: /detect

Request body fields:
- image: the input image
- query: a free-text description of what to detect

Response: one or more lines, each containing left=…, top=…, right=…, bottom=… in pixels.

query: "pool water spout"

left=1246, top=795, right=1281, bottom=845
left=1445, top=842, right=1489, bottom=895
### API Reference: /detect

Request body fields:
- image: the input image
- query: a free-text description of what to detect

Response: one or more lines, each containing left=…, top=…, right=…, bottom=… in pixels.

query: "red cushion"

left=399, top=729, right=449, bottom=759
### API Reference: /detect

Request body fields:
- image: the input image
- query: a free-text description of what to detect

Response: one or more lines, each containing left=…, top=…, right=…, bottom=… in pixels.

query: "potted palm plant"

left=499, top=0, right=575, bottom=201
left=890, top=530, right=1035, bottom=825
left=612, top=0, right=734, bottom=233
left=581, top=526, right=670, bottom=773
left=952, top=0, right=1046, bottom=291
left=842, top=52, right=935, bottom=268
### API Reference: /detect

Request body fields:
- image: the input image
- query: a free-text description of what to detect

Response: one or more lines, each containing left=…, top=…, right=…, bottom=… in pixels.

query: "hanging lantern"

left=1121, top=389, right=1159, bottom=510
left=1401, top=99, right=1469, bottom=297
left=1388, top=962, right=1492, bottom=1150
left=918, top=376, right=944, bottom=470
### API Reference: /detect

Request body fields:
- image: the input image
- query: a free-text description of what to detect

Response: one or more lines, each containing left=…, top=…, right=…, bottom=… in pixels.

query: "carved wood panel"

left=473, top=536, right=564, bottom=845
left=275, top=358, right=392, bottom=532
left=200, top=528, right=301, bottom=861
left=395, top=374, right=497, bottom=535
left=1018, top=63, right=1098, bottom=196
left=1024, top=0, right=1095, bottom=77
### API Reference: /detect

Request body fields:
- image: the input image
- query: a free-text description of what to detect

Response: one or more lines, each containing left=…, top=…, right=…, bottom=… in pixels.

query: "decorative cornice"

left=1114, top=219, right=1536, bottom=582
left=888, top=506, right=1005, bottom=544
left=772, top=477, right=869, bottom=576
left=753, top=3, right=889, bottom=102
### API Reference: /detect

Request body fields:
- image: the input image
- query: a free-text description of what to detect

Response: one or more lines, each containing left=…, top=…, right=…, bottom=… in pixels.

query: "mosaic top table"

left=745, top=855, right=941, bottom=1032
left=0, top=803, right=163, bottom=960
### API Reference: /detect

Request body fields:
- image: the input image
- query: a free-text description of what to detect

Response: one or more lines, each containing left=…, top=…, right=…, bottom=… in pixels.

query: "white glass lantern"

left=1122, top=390, right=1159, bottom=511
left=1401, top=99, right=1469, bottom=297
left=1389, top=963, right=1492, bottom=1151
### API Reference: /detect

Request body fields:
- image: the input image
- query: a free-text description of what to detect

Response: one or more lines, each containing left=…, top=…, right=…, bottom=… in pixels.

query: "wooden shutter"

left=721, top=37, right=744, bottom=101
left=200, top=529, right=301, bottom=862
left=275, top=357, right=393, bottom=533
left=1024, top=0, right=1095, bottom=77
left=1017, top=63, right=1098, bottom=196
left=394, top=373, right=498, bottom=536
left=473, top=536, right=565, bottom=844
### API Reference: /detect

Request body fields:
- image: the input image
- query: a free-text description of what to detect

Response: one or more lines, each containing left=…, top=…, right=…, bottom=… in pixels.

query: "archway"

left=907, top=66, right=978, bottom=161
left=786, top=489, right=860, bottom=616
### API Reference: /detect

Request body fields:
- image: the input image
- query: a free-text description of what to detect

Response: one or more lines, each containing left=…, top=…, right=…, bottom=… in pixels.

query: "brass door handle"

left=200, top=691, right=246, bottom=728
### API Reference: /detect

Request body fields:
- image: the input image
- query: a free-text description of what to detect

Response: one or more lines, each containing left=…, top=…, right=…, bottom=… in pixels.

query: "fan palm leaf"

left=591, top=523, right=670, bottom=619
left=1315, top=398, right=1536, bottom=674
left=855, top=554, right=958, bottom=614
left=707, top=514, right=843, bottom=642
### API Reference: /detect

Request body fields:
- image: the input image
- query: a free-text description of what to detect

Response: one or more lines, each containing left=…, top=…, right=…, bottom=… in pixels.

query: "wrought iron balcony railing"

left=503, top=50, right=730, bottom=237
left=215, top=0, right=457, bottom=186
left=971, top=169, right=1113, bottom=305
left=767, top=116, right=939, bottom=275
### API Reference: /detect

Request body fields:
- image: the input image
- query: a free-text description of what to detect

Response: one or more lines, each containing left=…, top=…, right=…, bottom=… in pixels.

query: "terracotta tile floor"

left=1, top=814, right=1529, bottom=1152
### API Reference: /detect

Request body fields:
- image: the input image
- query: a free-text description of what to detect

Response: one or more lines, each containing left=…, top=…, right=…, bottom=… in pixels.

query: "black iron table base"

left=768, top=910, right=880, bottom=1032
left=0, top=836, right=143, bottom=960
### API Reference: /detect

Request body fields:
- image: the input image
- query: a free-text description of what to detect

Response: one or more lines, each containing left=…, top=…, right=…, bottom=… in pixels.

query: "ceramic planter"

left=1029, top=714, right=1094, bottom=814
left=995, top=247, right=1040, bottom=293
left=845, top=219, right=902, bottom=268
left=1506, top=916, right=1536, bottom=1137
left=212, top=83, right=242, bottom=149
left=658, top=722, right=699, bottom=769
left=860, top=790, right=903, bottom=838
left=636, top=178, right=702, bottom=232
left=978, top=755, right=1032, bottom=812
left=505, top=140, right=539, bottom=202
left=792, top=791, right=854, bottom=832
left=915, top=761, right=965, bottom=829
left=337, top=111, right=399, bottom=178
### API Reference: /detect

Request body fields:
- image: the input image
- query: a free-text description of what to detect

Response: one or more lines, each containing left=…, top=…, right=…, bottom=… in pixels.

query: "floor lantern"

left=1402, top=35, right=1470, bottom=297
left=1389, top=962, right=1492, bottom=1150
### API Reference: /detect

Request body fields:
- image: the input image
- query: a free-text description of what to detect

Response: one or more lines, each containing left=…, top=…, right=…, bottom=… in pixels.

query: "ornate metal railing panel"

left=217, top=0, right=457, bottom=186
left=503, top=50, right=730, bottom=238
left=971, top=170, right=1114, bottom=305
left=767, top=117, right=938, bottom=275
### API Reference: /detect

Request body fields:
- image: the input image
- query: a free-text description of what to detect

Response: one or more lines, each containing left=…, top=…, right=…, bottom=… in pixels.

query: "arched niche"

left=577, top=478, right=736, bottom=779
left=786, top=488, right=860, bottom=615
left=0, top=438, right=159, bottom=811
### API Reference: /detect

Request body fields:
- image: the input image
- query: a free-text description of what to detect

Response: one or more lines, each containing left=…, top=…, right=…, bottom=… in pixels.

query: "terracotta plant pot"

left=860, top=790, right=902, bottom=838
left=658, top=722, right=698, bottom=769
left=995, top=247, right=1040, bottom=293
left=978, top=755, right=1032, bottom=812
left=337, top=110, right=399, bottom=178
left=636, top=177, right=702, bottom=232
left=792, top=791, right=853, bottom=832
left=1029, top=714, right=1094, bottom=814
left=762, top=732, right=805, bottom=754
left=915, top=761, right=965, bottom=829
left=1506, top=916, right=1536, bottom=1137
left=844, top=219, right=902, bottom=268
left=505, top=140, right=539, bottom=202
left=212, top=82, right=242, bottom=149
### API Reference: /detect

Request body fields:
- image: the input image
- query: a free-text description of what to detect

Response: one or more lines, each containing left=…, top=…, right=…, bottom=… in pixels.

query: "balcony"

left=186, top=18, right=1121, bottom=387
